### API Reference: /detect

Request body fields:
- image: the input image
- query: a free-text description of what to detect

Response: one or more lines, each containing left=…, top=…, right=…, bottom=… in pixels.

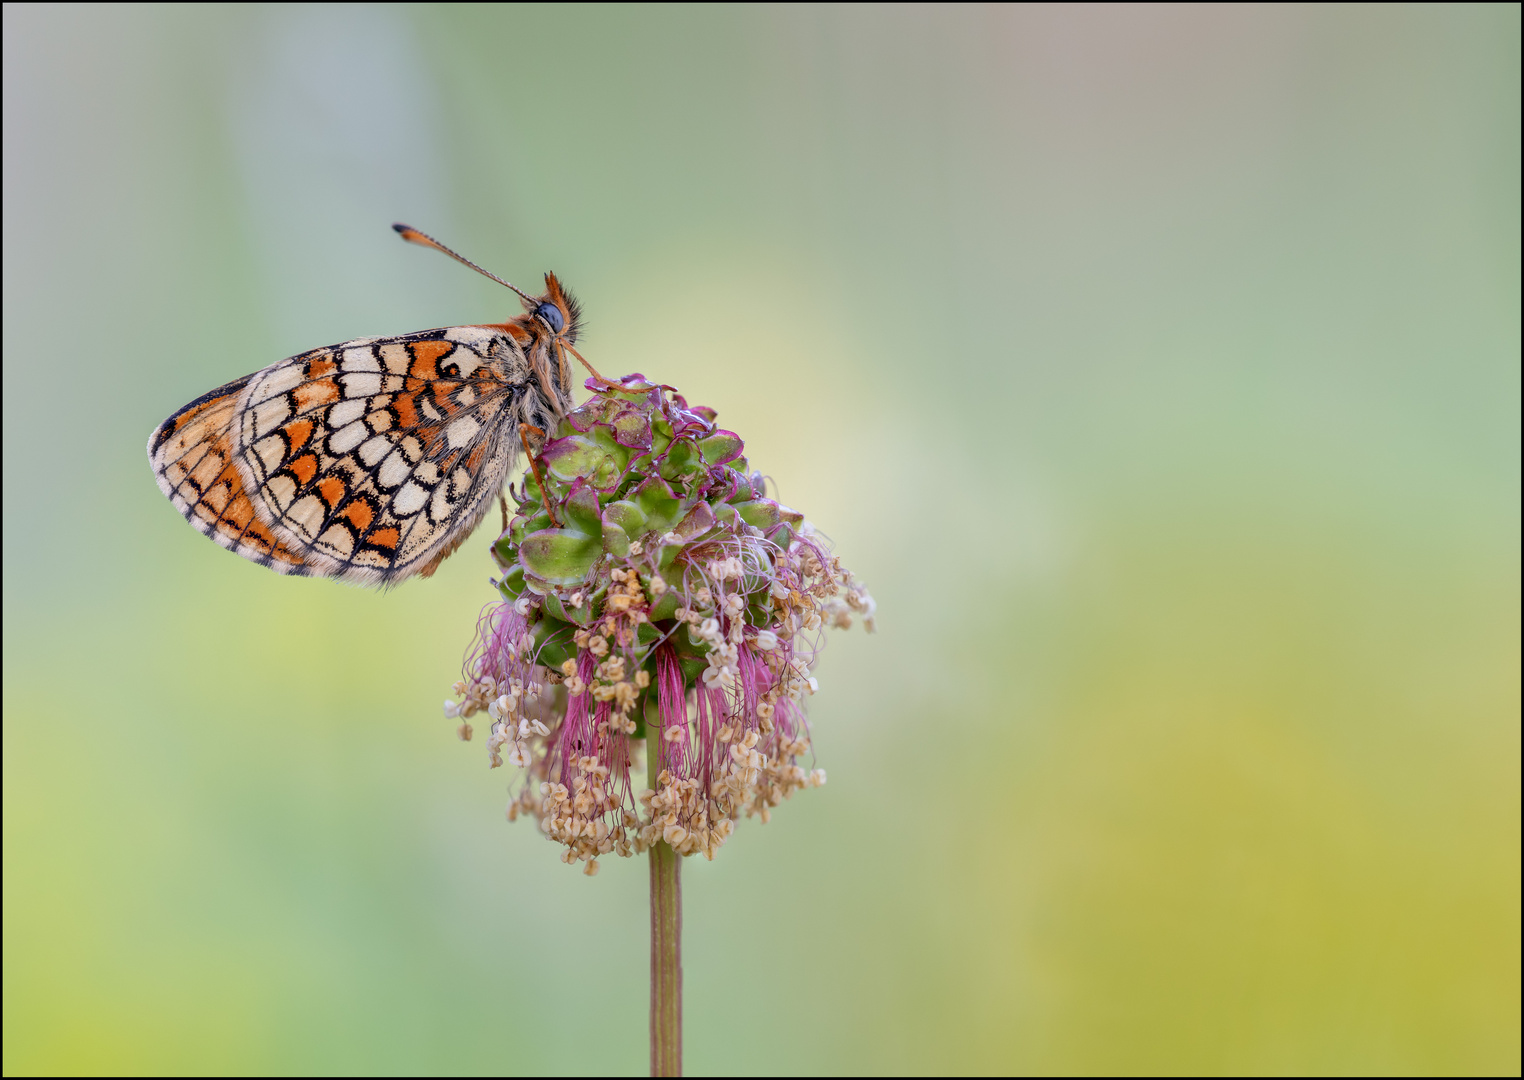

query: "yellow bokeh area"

left=3, top=5, right=1518, bottom=1075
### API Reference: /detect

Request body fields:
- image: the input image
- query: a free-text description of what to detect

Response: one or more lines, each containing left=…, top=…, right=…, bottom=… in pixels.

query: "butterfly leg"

left=519, top=423, right=560, bottom=527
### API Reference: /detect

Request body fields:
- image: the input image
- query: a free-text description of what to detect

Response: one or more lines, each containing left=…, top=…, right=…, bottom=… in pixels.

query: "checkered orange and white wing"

left=149, top=322, right=567, bottom=586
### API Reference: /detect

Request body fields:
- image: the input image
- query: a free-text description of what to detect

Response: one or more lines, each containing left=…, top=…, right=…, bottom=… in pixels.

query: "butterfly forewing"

left=231, top=325, right=540, bottom=585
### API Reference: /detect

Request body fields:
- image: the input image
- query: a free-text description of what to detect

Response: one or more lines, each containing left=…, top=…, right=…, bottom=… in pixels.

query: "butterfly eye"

left=535, top=302, right=565, bottom=334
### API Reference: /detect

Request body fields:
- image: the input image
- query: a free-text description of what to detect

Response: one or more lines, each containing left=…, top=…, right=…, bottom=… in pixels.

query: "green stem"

left=648, top=725, right=682, bottom=1077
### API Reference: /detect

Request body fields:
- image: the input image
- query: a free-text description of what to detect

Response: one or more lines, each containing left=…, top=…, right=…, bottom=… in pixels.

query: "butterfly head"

left=391, top=223, right=605, bottom=402
left=529, top=272, right=582, bottom=346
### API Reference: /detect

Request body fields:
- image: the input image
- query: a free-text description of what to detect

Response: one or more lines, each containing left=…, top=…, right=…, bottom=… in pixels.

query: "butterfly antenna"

left=393, top=223, right=539, bottom=306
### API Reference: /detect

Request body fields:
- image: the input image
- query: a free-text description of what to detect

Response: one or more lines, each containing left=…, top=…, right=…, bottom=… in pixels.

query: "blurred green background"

left=3, top=4, right=1518, bottom=1075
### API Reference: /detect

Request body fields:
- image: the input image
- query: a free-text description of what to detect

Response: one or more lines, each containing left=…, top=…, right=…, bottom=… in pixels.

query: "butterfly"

left=147, top=225, right=604, bottom=586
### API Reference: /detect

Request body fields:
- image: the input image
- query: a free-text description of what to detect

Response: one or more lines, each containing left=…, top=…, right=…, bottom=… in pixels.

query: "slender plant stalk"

left=648, top=725, right=682, bottom=1076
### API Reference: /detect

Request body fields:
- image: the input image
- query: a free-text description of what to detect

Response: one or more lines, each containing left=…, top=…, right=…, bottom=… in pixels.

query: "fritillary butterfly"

left=147, top=225, right=600, bottom=586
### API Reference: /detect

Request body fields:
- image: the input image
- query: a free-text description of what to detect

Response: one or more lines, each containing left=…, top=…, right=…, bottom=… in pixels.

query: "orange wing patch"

left=295, top=378, right=340, bottom=412
left=147, top=377, right=309, bottom=574
left=409, top=339, right=454, bottom=379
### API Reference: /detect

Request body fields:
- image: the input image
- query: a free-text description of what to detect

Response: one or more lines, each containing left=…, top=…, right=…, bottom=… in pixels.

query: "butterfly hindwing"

left=147, top=376, right=312, bottom=575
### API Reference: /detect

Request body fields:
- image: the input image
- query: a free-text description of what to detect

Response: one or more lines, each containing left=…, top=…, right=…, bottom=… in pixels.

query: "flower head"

left=445, top=375, right=873, bottom=872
